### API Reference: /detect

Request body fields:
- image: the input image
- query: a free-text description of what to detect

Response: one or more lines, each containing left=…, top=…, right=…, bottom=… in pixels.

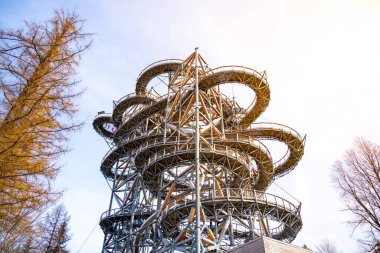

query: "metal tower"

left=93, top=50, right=306, bottom=253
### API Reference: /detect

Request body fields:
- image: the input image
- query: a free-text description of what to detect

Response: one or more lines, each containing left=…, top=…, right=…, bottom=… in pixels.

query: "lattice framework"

left=93, top=51, right=306, bottom=253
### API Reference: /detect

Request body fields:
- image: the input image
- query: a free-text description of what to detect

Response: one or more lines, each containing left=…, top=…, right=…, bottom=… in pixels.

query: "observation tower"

left=93, top=49, right=306, bottom=253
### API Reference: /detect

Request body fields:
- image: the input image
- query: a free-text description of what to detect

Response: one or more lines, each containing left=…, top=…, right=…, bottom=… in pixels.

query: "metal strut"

left=194, top=47, right=201, bottom=253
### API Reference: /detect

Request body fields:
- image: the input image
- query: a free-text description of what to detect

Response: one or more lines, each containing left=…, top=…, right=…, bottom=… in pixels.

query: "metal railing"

left=94, top=112, right=112, bottom=121
left=113, top=91, right=161, bottom=110
left=100, top=205, right=157, bottom=222
left=137, top=59, right=183, bottom=81
left=163, top=188, right=300, bottom=216
left=143, top=143, right=249, bottom=172
left=101, top=122, right=304, bottom=180
left=204, top=66, right=267, bottom=83
left=115, top=95, right=168, bottom=135
left=225, top=122, right=304, bottom=169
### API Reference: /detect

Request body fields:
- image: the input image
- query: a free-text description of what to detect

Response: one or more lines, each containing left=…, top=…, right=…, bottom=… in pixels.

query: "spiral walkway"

left=93, top=51, right=305, bottom=253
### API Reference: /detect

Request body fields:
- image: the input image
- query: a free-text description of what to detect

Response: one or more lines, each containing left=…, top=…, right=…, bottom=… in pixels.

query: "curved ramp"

left=93, top=113, right=114, bottom=139
left=161, top=189, right=302, bottom=247
left=112, top=94, right=156, bottom=126
left=199, top=67, right=270, bottom=126
left=241, top=123, right=305, bottom=178
left=136, top=59, right=182, bottom=95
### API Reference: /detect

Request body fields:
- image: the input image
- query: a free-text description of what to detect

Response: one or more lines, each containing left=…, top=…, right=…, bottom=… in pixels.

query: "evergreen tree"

left=38, top=205, right=71, bottom=253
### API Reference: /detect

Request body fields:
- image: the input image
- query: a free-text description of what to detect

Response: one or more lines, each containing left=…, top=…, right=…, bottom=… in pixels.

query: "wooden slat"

left=168, top=191, right=189, bottom=207
left=199, top=93, right=211, bottom=121
left=176, top=230, right=188, bottom=243
left=188, top=207, right=196, bottom=223
left=201, top=207, right=207, bottom=222
left=200, top=136, right=212, bottom=148
left=210, top=88, right=221, bottom=113
left=206, top=228, right=216, bottom=241
left=162, top=183, right=176, bottom=210
left=260, top=216, right=270, bottom=237
left=182, top=56, right=195, bottom=85
left=181, top=95, right=195, bottom=125
left=167, top=91, right=181, bottom=120
left=215, top=180, right=224, bottom=196
left=201, top=237, right=215, bottom=246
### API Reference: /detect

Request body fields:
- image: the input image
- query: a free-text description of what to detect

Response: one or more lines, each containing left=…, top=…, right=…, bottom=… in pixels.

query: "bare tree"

left=0, top=10, right=90, bottom=251
left=315, top=239, right=339, bottom=253
left=333, top=137, right=380, bottom=252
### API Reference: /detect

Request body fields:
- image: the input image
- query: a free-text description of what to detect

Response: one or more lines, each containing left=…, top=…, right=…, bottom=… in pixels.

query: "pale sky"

left=1, top=0, right=380, bottom=252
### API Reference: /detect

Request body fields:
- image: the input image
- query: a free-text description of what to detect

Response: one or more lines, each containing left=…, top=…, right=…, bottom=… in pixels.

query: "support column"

left=195, top=47, right=201, bottom=253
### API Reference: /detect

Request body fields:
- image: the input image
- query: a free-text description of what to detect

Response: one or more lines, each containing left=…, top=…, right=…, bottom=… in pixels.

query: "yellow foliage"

left=0, top=10, right=90, bottom=250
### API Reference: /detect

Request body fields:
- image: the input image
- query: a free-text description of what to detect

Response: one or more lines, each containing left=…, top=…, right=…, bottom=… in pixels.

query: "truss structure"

left=93, top=50, right=306, bottom=253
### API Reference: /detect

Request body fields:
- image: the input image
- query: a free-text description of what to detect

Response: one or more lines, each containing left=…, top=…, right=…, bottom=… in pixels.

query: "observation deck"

left=93, top=51, right=305, bottom=253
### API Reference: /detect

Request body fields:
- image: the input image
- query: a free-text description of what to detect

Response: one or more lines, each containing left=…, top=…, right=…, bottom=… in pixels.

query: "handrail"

left=113, top=91, right=161, bottom=110
left=100, top=206, right=157, bottom=221
left=137, top=59, right=183, bottom=81
left=93, top=113, right=116, bottom=139
left=229, top=122, right=304, bottom=140
left=100, top=188, right=301, bottom=227
left=132, top=135, right=271, bottom=160
left=204, top=65, right=267, bottom=83
left=101, top=122, right=304, bottom=171
left=100, top=123, right=305, bottom=178
left=94, top=112, right=112, bottom=120
left=161, top=188, right=301, bottom=217
left=114, top=95, right=169, bottom=137
left=142, top=143, right=249, bottom=170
